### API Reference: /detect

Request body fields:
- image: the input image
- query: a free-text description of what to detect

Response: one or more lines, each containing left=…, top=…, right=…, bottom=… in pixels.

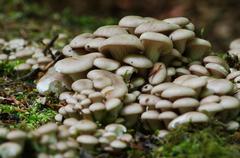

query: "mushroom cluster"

left=0, top=37, right=65, bottom=72
left=35, top=16, right=240, bottom=152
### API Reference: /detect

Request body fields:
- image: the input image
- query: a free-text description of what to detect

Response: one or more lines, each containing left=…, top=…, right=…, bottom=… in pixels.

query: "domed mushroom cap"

left=185, top=23, right=195, bottom=31
left=63, top=118, right=79, bottom=127
left=168, top=112, right=209, bottom=130
left=226, top=71, right=240, bottom=81
left=140, top=32, right=173, bottom=62
left=69, top=33, right=94, bottom=49
left=205, top=63, right=228, bottom=78
left=0, top=142, right=22, bottom=158
left=197, top=102, right=223, bottom=113
left=226, top=121, right=240, bottom=131
left=93, top=57, right=120, bottom=71
left=62, top=44, right=80, bottom=57
left=181, top=76, right=207, bottom=89
left=34, top=123, right=58, bottom=136
left=163, top=17, right=190, bottom=26
left=189, top=64, right=210, bottom=76
left=71, top=79, right=93, bottom=93
left=85, top=37, right=105, bottom=51
left=200, top=95, right=220, bottom=104
left=135, top=20, right=180, bottom=35
left=118, top=15, right=149, bottom=28
left=203, top=56, right=229, bottom=70
left=169, top=29, right=195, bottom=53
left=106, top=98, right=122, bottom=111
left=123, top=54, right=153, bottom=68
left=219, top=96, right=240, bottom=110
left=7, top=130, right=27, bottom=141
left=161, top=86, right=196, bottom=99
left=54, top=53, right=103, bottom=74
left=105, top=123, right=127, bottom=133
left=77, top=135, right=98, bottom=145
left=73, top=120, right=97, bottom=133
left=173, top=97, right=200, bottom=109
left=159, top=111, right=178, bottom=120
left=186, top=38, right=211, bottom=61
left=87, top=69, right=127, bottom=99
left=155, top=100, right=173, bottom=110
left=206, top=79, right=233, bottom=95
left=99, top=34, right=143, bottom=60
left=173, top=74, right=197, bottom=85
left=139, top=94, right=161, bottom=107
left=110, top=140, right=127, bottom=149
left=141, top=110, right=160, bottom=120
left=121, top=103, right=143, bottom=115
left=94, top=25, right=128, bottom=38
left=230, top=38, right=240, bottom=50
left=151, top=82, right=179, bottom=96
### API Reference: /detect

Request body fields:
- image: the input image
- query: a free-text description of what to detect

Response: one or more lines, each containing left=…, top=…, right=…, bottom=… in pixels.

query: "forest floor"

left=1, top=2, right=240, bottom=158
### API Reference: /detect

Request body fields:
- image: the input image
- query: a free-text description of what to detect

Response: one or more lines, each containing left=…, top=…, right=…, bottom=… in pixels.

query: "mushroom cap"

left=141, top=110, right=160, bottom=120
left=163, top=17, right=190, bottom=26
left=205, top=63, right=228, bottom=78
left=93, top=25, right=128, bottom=38
left=77, top=135, right=98, bottom=145
left=203, top=56, right=229, bottom=70
left=148, top=63, right=167, bottom=85
left=121, top=103, right=143, bottom=115
left=197, top=102, right=223, bottom=113
left=74, top=120, right=97, bottom=132
left=169, top=29, right=195, bottom=41
left=63, top=118, right=79, bottom=127
left=62, top=44, right=80, bottom=57
left=188, top=38, right=211, bottom=50
left=206, top=79, right=233, bottom=95
left=123, top=54, right=153, bottom=68
left=159, top=111, right=178, bottom=120
left=37, top=56, right=52, bottom=65
left=168, top=112, right=209, bottom=130
left=0, top=142, right=22, bottom=158
left=161, top=86, right=196, bottom=99
left=71, top=79, right=93, bottom=93
left=26, top=58, right=37, bottom=65
left=173, top=97, right=200, bottom=109
left=69, top=33, right=94, bottom=49
left=135, top=20, right=180, bottom=35
left=118, top=15, right=148, bottom=28
left=228, top=49, right=240, bottom=59
left=110, top=140, right=127, bottom=149
left=181, top=76, right=207, bottom=89
left=85, top=37, right=105, bottom=51
left=173, top=74, right=197, bottom=85
left=185, top=23, right=195, bottom=31
left=99, top=34, right=143, bottom=59
left=200, top=95, right=220, bottom=104
left=87, top=69, right=127, bottom=99
left=7, top=130, right=27, bottom=141
left=139, top=94, right=161, bottom=107
left=93, top=57, right=120, bottom=71
left=54, top=52, right=103, bottom=74
left=151, top=82, right=179, bottom=96
left=155, top=100, right=173, bottom=109
left=219, top=96, right=240, bottom=110
left=35, top=123, right=58, bottom=135
left=89, top=102, right=106, bottom=111
left=106, top=98, right=122, bottom=111
left=227, top=71, right=240, bottom=80
left=105, top=123, right=127, bottom=133
left=226, top=121, right=240, bottom=131
left=230, top=38, right=240, bottom=50
left=189, top=64, right=210, bottom=76
left=140, top=32, right=173, bottom=50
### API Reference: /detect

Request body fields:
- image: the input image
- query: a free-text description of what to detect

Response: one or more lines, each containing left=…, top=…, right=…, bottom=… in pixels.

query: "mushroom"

left=87, top=69, right=128, bottom=99
left=99, top=34, right=143, bottom=61
left=77, top=135, right=98, bottom=150
left=72, top=120, right=97, bottom=134
left=123, top=54, right=153, bottom=69
left=159, top=111, right=178, bottom=127
left=71, top=79, right=93, bottom=93
left=163, top=17, right=190, bottom=27
left=169, top=29, right=195, bottom=54
left=54, top=52, right=103, bottom=80
left=140, top=32, right=173, bottom=62
left=121, top=103, right=143, bottom=127
left=69, top=33, right=94, bottom=51
left=105, top=98, right=123, bottom=123
left=6, top=130, right=27, bottom=145
left=161, top=86, right=197, bottom=100
left=155, top=99, right=173, bottom=112
left=110, top=140, right=127, bottom=150
left=37, top=67, right=73, bottom=95
left=141, top=110, right=162, bottom=131
left=206, top=79, right=233, bottom=95
left=93, top=57, right=120, bottom=71
left=93, top=25, right=128, bottom=38
left=229, top=38, right=240, bottom=50
left=168, top=112, right=209, bottom=130
left=89, top=102, right=106, bottom=121
left=173, top=97, right=200, bottom=113
left=0, top=142, right=22, bottom=158
left=186, top=38, right=211, bottom=61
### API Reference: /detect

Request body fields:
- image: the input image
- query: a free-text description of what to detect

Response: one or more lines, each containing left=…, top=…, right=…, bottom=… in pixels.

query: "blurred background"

left=1, top=0, right=240, bottom=51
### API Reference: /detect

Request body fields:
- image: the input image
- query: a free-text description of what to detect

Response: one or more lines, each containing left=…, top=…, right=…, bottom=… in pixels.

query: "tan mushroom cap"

left=151, top=82, right=179, bottom=96
left=69, top=33, right=94, bottom=49
left=226, top=71, right=240, bottom=80
left=140, top=32, right=173, bottom=62
left=200, top=95, right=220, bottom=104
left=159, top=111, right=178, bottom=120
left=37, top=56, right=53, bottom=65
left=173, top=97, right=200, bottom=109
left=155, top=100, right=173, bottom=110
left=110, top=140, right=127, bottom=149
left=14, top=63, right=31, bottom=71
left=161, top=86, right=197, bottom=99
left=141, top=110, right=160, bottom=120
left=205, top=63, right=228, bottom=78
left=135, top=20, right=180, bottom=35
left=77, top=135, right=98, bottom=145
left=189, top=64, right=210, bottom=76
left=26, top=58, right=37, bottom=65
left=163, top=17, right=190, bottom=26
left=87, top=69, right=127, bottom=99
left=139, top=94, right=161, bottom=107
left=7, top=130, right=27, bottom=141
left=35, top=123, right=58, bottom=135
left=93, top=57, right=120, bottom=71
left=169, top=29, right=195, bottom=53
left=173, top=74, right=197, bottom=85
left=54, top=52, right=103, bottom=74
left=206, top=79, right=233, bottom=95
left=168, top=112, right=209, bottom=130
left=85, top=37, right=105, bottom=51
left=230, top=38, right=240, bottom=50
left=228, top=49, right=240, bottom=60
left=186, top=38, right=211, bottom=61
left=185, top=23, right=195, bottom=31
left=181, top=76, right=207, bottom=89
left=0, top=142, right=22, bottom=158
left=203, top=56, right=229, bottom=70
left=123, top=54, right=153, bottom=68
left=197, top=102, right=223, bottom=114
left=73, top=120, right=97, bottom=133
left=71, top=79, right=93, bottom=93
left=62, top=44, right=80, bottom=57
left=219, top=96, right=240, bottom=110
left=93, top=25, right=128, bottom=38
left=99, top=34, right=143, bottom=60
left=106, top=98, right=122, bottom=111
left=121, top=103, right=143, bottom=115
left=118, top=15, right=149, bottom=28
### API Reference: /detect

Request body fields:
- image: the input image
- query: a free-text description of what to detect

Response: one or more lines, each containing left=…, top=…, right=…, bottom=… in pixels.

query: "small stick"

left=42, top=34, right=59, bottom=59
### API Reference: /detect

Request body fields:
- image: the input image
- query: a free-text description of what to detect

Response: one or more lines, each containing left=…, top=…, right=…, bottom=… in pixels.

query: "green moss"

left=0, top=60, right=24, bottom=77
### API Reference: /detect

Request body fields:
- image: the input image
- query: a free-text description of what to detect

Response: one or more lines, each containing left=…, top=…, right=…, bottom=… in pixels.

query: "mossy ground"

left=1, top=1, right=240, bottom=157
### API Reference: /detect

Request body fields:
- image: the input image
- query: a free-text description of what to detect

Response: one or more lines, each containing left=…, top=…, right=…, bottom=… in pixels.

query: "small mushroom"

left=77, top=135, right=98, bottom=150
left=148, top=62, right=167, bottom=85
left=121, top=103, right=143, bottom=127
left=163, top=17, right=190, bottom=27
left=173, top=97, right=200, bottom=113
left=141, top=110, right=162, bottom=131
left=159, top=111, right=178, bottom=127
left=93, top=25, right=128, bottom=38
left=93, top=57, right=120, bottom=71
